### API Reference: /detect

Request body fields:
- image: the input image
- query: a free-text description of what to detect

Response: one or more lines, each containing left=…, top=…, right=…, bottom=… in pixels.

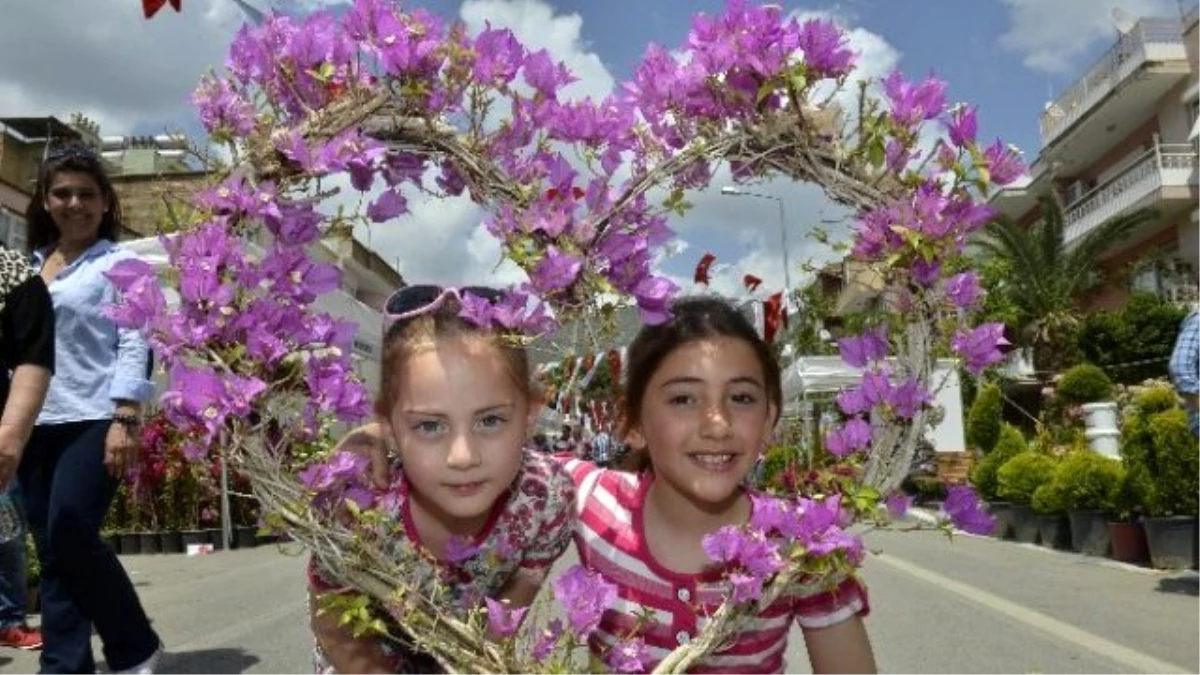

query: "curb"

left=907, top=507, right=1200, bottom=577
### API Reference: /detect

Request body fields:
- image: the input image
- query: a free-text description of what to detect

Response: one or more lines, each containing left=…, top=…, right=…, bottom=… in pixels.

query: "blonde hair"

left=374, top=302, right=533, bottom=418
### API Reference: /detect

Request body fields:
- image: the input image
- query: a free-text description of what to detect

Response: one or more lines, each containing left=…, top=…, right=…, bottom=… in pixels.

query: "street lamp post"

left=720, top=186, right=791, bottom=292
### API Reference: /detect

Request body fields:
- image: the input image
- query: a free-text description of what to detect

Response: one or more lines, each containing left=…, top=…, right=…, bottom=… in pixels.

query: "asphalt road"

left=2, top=527, right=1196, bottom=674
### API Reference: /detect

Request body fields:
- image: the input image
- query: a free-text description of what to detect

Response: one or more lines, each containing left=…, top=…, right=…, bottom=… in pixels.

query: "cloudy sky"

left=1, top=0, right=1189, bottom=299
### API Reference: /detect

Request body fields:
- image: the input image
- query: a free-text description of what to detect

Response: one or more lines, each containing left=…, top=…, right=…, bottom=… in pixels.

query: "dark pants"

left=18, top=421, right=159, bottom=674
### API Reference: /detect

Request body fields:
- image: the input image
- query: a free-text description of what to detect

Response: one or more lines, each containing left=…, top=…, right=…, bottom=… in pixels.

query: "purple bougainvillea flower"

left=443, top=535, right=481, bottom=564
left=606, top=637, right=651, bottom=674
left=701, top=525, right=745, bottom=564
left=942, top=485, right=995, bottom=535
left=552, top=565, right=617, bottom=636
left=484, top=597, right=528, bottom=639
left=885, top=492, right=913, bottom=520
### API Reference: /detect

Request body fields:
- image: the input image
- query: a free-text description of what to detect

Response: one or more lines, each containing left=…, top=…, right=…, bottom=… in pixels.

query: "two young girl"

left=313, top=290, right=876, bottom=673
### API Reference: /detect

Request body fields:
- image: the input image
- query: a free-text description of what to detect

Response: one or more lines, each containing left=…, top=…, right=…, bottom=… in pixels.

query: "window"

left=0, top=210, right=27, bottom=252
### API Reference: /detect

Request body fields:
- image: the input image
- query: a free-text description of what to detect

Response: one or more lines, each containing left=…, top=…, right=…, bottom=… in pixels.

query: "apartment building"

left=990, top=9, right=1200, bottom=310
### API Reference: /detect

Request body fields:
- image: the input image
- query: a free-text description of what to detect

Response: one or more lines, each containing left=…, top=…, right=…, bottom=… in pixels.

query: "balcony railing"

left=1062, top=141, right=1198, bottom=245
left=1039, top=18, right=1186, bottom=145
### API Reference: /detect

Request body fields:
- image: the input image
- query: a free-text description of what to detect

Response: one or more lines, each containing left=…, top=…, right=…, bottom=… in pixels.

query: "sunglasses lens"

left=385, top=285, right=443, bottom=315
left=462, top=286, right=505, bottom=303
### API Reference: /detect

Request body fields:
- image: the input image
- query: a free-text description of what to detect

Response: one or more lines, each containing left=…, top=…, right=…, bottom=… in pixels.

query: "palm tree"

left=974, top=194, right=1157, bottom=373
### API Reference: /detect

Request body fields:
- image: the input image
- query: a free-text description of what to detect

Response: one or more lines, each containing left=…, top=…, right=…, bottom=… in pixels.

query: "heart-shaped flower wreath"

left=108, top=1, right=1020, bottom=671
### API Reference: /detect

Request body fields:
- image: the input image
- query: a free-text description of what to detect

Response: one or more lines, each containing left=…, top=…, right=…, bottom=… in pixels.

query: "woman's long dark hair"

left=24, top=143, right=123, bottom=254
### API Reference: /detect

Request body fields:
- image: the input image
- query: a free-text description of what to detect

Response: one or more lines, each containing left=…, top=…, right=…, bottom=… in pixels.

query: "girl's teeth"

left=694, top=454, right=733, bottom=465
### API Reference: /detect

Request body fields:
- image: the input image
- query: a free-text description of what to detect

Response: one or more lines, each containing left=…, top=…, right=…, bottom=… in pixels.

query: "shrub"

left=759, top=443, right=801, bottom=490
left=1078, top=293, right=1189, bottom=385
left=901, top=475, right=947, bottom=504
left=1113, top=461, right=1155, bottom=521
left=967, top=383, right=1003, bottom=454
left=1147, top=408, right=1200, bottom=517
left=1039, top=450, right=1124, bottom=514
left=996, top=451, right=1057, bottom=505
left=1056, top=364, right=1114, bottom=405
left=1031, top=481, right=1067, bottom=515
left=1132, top=383, right=1179, bottom=416
left=970, top=423, right=1027, bottom=502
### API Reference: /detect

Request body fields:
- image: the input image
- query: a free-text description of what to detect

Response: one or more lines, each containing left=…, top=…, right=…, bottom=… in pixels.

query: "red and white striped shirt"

left=565, top=460, right=869, bottom=674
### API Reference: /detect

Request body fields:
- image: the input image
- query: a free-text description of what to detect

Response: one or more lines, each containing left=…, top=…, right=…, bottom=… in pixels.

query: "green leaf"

left=867, top=137, right=886, bottom=168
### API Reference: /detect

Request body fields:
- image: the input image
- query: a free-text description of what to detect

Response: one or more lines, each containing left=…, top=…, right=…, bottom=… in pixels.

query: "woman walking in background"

left=20, top=145, right=161, bottom=674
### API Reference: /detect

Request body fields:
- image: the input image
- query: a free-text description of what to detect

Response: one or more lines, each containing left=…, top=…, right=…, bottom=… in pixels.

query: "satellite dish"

left=1111, top=8, right=1137, bottom=35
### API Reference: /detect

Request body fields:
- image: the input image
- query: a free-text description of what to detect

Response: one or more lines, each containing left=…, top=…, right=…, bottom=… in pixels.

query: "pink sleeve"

left=519, top=459, right=578, bottom=571
left=792, top=574, right=870, bottom=630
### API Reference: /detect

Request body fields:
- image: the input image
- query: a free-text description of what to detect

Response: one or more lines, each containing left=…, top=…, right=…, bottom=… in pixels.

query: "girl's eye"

left=668, top=393, right=695, bottom=406
left=477, top=414, right=508, bottom=430
left=731, top=392, right=758, bottom=405
left=412, top=420, right=445, bottom=435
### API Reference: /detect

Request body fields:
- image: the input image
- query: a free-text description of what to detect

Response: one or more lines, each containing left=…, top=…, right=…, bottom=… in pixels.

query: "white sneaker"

left=115, top=644, right=164, bottom=674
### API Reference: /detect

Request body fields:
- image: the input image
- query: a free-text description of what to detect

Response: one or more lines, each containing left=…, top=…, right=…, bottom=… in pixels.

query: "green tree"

left=974, top=194, right=1157, bottom=373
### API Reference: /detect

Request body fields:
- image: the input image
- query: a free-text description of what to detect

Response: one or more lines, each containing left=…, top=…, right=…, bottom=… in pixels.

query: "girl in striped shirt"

left=566, top=296, right=876, bottom=673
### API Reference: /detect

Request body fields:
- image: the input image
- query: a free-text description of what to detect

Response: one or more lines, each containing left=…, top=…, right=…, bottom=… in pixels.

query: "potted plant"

left=970, top=423, right=1027, bottom=538
left=1109, top=464, right=1151, bottom=564
left=1141, top=408, right=1199, bottom=570
left=1051, top=451, right=1124, bottom=556
left=1056, top=364, right=1118, bottom=458
left=1031, top=479, right=1071, bottom=550
left=997, top=451, right=1058, bottom=544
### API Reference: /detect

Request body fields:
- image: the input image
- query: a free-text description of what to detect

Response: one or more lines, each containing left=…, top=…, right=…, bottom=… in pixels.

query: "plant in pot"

left=997, top=450, right=1058, bottom=544
left=1030, top=479, right=1071, bottom=550
left=970, top=422, right=1028, bottom=538
left=1056, top=364, right=1118, bottom=459
left=1041, top=449, right=1123, bottom=554
left=1109, top=463, right=1152, bottom=564
left=1045, top=450, right=1124, bottom=556
left=966, top=382, right=1003, bottom=455
left=1142, top=408, right=1199, bottom=569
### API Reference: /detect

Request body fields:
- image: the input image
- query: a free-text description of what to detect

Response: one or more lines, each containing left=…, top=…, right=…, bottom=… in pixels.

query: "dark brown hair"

left=374, top=300, right=533, bottom=418
left=24, top=143, right=123, bottom=254
left=618, top=296, right=783, bottom=471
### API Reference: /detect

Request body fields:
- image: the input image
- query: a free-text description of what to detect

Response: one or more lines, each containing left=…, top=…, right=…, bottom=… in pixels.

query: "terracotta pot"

left=1107, top=520, right=1149, bottom=564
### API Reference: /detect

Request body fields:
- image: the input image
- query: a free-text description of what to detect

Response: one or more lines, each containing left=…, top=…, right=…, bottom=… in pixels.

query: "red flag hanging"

left=763, top=291, right=785, bottom=343
left=743, top=273, right=763, bottom=292
left=143, top=0, right=181, bottom=19
left=694, top=253, right=716, bottom=285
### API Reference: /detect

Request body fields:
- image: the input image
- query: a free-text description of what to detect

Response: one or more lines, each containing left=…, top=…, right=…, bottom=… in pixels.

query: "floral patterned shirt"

left=308, top=449, right=575, bottom=673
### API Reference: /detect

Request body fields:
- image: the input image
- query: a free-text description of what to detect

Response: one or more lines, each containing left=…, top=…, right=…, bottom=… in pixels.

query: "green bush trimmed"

left=1056, top=364, right=1114, bottom=405
left=1147, top=408, right=1199, bottom=517
left=967, top=383, right=1003, bottom=454
left=997, top=451, right=1057, bottom=505
left=1037, top=450, right=1124, bottom=514
left=970, top=423, right=1027, bottom=502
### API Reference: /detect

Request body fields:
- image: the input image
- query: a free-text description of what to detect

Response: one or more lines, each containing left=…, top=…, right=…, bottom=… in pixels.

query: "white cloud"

left=0, top=0, right=252, bottom=135
left=998, top=0, right=1179, bottom=75
left=459, top=0, right=615, bottom=101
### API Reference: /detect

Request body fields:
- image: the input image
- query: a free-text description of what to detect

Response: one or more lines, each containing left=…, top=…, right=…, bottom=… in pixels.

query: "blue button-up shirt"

left=1169, top=310, right=1199, bottom=435
left=33, top=239, right=155, bottom=425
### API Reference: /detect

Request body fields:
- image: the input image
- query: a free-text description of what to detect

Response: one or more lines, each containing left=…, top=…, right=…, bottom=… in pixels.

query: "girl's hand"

left=104, top=421, right=139, bottom=478
left=334, top=422, right=392, bottom=489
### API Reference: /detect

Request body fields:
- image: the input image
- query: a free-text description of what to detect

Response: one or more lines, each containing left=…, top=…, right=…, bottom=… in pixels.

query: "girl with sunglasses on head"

left=355, top=295, right=875, bottom=673
left=21, top=144, right=162, bottom=674
left=310, top=285, right=575, bottom=674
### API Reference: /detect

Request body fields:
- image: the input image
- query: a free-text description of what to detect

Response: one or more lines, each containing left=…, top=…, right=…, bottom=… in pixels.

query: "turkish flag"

left=143, top=0, right=181, bottom=18
left=694, top=253, right=716, bottom=285
left=743, top=273, right=763, bottom=292
left=763, top=292, right=785, bottom=343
